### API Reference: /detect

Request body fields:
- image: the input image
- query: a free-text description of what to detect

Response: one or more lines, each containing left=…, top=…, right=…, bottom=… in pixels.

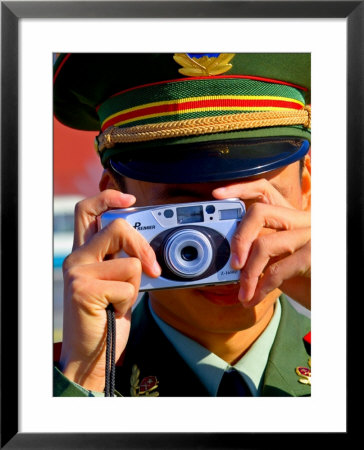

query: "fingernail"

left=152, top=261, right=162, bottom=277
left=238, top=287, right=245, bottom=302
left=120, top=193, right=136, bottom=201
left=213, top=187, right=226, bottom=195
left=231, top=253, right=241, bottom=269
left=238, top=287, right=253, bottom=307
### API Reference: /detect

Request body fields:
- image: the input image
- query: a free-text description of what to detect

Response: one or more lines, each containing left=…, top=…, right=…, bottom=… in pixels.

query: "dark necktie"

left=217, top=369, right=252, bottom=396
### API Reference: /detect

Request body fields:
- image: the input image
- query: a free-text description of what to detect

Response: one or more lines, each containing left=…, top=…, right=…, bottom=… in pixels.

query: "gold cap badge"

left=174, top=53, right=235, bottom=77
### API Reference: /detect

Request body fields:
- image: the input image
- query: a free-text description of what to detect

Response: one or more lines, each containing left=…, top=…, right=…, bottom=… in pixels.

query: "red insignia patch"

left=130, top=365, right=160, bottom=396
left=295, top=361, right=311, bottom=385
left=296, top=366, right=311, bottom=377
left=139, top=376, right=158, bottom=394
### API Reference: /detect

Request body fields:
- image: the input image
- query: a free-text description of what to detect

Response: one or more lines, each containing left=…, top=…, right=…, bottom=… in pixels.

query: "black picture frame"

left=1, top=1, right=360, bottom=448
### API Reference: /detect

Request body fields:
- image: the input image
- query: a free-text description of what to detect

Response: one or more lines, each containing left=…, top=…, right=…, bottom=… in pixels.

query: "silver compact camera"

left=98, top=199, right=245, bottom=291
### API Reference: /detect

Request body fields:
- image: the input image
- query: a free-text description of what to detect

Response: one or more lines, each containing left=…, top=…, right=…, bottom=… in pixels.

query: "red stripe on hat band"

left=101, top=98, right=303, bottom=131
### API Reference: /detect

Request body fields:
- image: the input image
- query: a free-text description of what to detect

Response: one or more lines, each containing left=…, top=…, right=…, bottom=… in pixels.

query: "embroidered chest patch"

left=296, top=358, right=311, bottom=385
left=130, top=364, right=159, bottom=397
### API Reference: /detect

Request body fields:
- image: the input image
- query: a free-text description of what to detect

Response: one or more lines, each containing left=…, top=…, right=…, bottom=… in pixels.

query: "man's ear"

left=99, top=169, right=119, bottom=192
left=301, top=154, right=311, bottom=211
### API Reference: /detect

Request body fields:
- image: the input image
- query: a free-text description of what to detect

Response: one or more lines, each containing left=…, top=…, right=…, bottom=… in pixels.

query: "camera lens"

left=181, top=245, right=198, bottom=261
left=163, top=229, right=213, bottom=278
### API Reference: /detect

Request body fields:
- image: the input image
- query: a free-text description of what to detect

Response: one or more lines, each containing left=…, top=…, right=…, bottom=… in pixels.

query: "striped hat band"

left=96, top=75, right=309, bottom=153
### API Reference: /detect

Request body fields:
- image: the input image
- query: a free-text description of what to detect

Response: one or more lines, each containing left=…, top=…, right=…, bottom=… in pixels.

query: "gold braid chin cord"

left=97, top=106, right=311, bottom=152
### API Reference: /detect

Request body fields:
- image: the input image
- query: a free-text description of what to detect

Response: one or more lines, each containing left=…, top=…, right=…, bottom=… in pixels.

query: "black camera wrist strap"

left=105, top=304, right=116, bottom=397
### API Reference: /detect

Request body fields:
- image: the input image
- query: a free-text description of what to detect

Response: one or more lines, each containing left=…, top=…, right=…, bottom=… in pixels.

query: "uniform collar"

left=148, top=298, right=281, bottom=396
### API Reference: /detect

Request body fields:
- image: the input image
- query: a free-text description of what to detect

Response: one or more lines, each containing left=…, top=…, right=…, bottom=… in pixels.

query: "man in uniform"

left=53, top=53, right=311, bottom=397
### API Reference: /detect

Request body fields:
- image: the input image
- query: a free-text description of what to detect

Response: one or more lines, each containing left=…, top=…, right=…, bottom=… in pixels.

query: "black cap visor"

left=109, top=137, right=310, bottom=184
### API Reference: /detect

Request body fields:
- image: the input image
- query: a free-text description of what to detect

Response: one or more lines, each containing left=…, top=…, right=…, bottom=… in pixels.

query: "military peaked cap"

left=54, top=53, right=311, bottom=183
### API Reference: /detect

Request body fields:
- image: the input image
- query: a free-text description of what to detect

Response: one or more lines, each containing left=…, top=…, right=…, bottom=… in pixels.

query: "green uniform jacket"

left=54, top=295, right=311, bottom=397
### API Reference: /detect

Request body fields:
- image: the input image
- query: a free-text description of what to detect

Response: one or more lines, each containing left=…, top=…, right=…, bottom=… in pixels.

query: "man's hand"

left=59, top=190, right=161, bottom=392
left=213, top=179, right=311, bottom=310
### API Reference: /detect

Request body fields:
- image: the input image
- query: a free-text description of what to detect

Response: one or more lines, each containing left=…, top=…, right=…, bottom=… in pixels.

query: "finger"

left=212, top=178, right=293, bottom=208
left=73, top=189, right=136, bottom=248
left=64, top=219, right=161, bottom=277
left=241, top=242, right=311, bottom=308
left=66, top=258, right=142, bottom=315
left=73, top=278, right=138, bottom=316
left=238, top=228, right=311, bottom=302
left=230, top=203, right=310, bottom=269
left=64, top=256, right=143, bottom=284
